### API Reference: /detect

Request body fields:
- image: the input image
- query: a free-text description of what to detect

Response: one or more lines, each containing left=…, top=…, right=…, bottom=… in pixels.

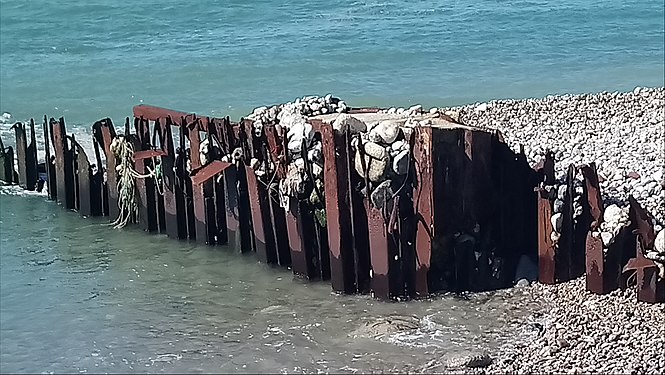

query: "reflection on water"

left=0, top=193, right=542, bottom=374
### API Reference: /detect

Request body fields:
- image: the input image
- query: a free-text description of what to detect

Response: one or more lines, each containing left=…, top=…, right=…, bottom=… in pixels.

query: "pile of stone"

left=541, top=178, right=584, bottom=246
left=243, top=95, right=348, bottom=225
left=338, top=115, right=412, bottom=211
left=247, top=94, right=348, bottom=137
left=592, top=203, right=631, bottom=249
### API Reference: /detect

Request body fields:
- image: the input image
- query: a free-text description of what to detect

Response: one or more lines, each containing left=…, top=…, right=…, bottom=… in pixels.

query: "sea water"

left=0, top=0, right=663, bottom=373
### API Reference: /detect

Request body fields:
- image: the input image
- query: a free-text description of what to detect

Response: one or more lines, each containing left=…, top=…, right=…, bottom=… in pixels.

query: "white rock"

left=311, top=163, right=323, bottom=178
left=655, top=230, right=665, bottom=254
left=392, top=150, right=409, bottom=175
left=332, top=114, right=367, bottom=134
left=475, top=103, right=488, bottom=112
left=603, top=204, right=623, bottom=225
left=363, top=142, right=387, bottom=160
left=371, top=120, right=401, bottom=144
left=601, top=231, right=614, bottom=247
left=551, top=213, right=563, bottom=233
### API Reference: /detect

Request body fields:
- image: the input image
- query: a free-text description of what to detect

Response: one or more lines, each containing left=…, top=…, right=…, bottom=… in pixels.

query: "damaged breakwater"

left=2, top=92, right=664, bottom=293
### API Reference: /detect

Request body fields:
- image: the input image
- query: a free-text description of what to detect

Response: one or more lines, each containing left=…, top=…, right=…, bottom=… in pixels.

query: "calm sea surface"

left=0, top=0, right=663, bottom=373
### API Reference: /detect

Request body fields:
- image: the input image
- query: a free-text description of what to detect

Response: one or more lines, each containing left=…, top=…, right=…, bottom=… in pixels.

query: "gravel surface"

left=481, top=278, right=665, bottom=374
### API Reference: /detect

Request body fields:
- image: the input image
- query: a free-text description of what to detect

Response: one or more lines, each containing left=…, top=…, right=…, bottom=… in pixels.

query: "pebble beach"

left=410, top=87, right=665, bottom=374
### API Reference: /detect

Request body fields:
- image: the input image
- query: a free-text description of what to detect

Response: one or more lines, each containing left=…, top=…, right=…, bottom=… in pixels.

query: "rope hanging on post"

left=109, top=135, right=162, bottom=229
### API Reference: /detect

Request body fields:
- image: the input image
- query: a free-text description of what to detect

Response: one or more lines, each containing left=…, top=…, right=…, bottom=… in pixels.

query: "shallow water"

left=0, top=191, right=543, bottom=374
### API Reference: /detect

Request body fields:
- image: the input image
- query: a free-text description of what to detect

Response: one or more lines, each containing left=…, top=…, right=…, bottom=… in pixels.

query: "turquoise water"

left=1, top=0, right=663, bottom=125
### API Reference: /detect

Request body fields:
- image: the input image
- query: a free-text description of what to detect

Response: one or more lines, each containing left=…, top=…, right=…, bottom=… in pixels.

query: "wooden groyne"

left=0, top=104, right=662, bottom=303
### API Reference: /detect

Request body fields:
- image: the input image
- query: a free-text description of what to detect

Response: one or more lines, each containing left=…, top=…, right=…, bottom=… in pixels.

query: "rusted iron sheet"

left=187, top=119, right=208, bottom=243
left=582, top=163, right=614, bottom=294
left=222, top=167, right=242, bottom=249
left=286, top=202, right=314, bottom=278
left=13, top=121, right=38, bottom=190
left=132, top=118, right=158, bottom=232
left=625, top=197, right=664, bottom=303
left=72, top=139, right=96, bottom=217
left=134, top=149, right=167, bottom=160
left=0, top=134, right=17, bottom=184
left=263, top=125, right=290, bottom=265
left=624, top=239, right=664, bottom=303
left=365, top=200, right=392, bottom=300
left=93, top=118, right=119, bottom=220
left=240, top=119, right=277, bottom=262
left=556, top=164, right=575, bottom=282
left=42, top=116, right=56, bottom=200
left=190, top=161, right=233, bottom=185
left=412, top=126, right=433, bottom=297
left=51, top=117, right=75, bottom=209
left=318, top=121, right=356, bottom=293
left=581, top=163, right=603, bottom=230
left=157, top=117, right=186, bottom=239
left=244, top=163, right=273, bottom=261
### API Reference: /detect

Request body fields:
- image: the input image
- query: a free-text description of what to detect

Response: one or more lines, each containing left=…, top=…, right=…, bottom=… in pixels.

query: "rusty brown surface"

left=582, top=163, right=612, bottom=294
left=244, top=165, right=271, bottom=261
left=628, top=195, right=656, bottom=250
left=537, top=190, right=556, bottom=284
left=556, top=164, right=575, bottom=282
left=239, top=120, right=273, bottom=260
left=286, top=203, right=311, bottom=278
left=72, top=139, right=93, bottom=217
left=0, top=135, right=16, bottom=184
left=625, top=198, right=664, bottom=303
left=13, top=122, right=30, bottom=190
left=365, top=200, right=391, bottom=300
left=318, top=121, right=355, bottom=293
left=581, top=163, right=603, bottom=231
left=413, top=126, right=433, bottom=297
left=262, top=124, right=290, bottom=264
left=51, top=117, right=75, bottom=209
left=93, top=118, right=119, bottom=220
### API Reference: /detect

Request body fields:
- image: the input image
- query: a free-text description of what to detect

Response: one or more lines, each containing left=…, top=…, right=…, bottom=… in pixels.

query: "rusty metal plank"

left=0, top=135, right=16, bottom=184
left=286, top=202, right=313, bottom=278
left=73, top=140, right=93, bottom=217
left=625, top=197, right=665, bottom=303
left=365, top=201, right=392, bottom=300
left=582, top=162, right=614, bottom=294
left=51, top=117, right=75, bottom=209
left=190, top=160, right=232, bottom=185
left=413, top=126, right=433, bottom=297
left=222, top=166, right=243, bottom=250
left=42, top=116, right=56, bottom=200
left=134, top=149, right=167, bottom=160
left=13, top=122, right=29, bottom=189
left=537, top=190, right=556, bottom=284
left=581, top=163, right=603, bottom=230
left=263, top=124, right=292, bottom=266
left=244, top=167, right=272, bottom=261
left=556, top=164, right=575, bottom=282
left=319, top=122, right=356, bottom=293
left=93, top=118, right=119, bottom=220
